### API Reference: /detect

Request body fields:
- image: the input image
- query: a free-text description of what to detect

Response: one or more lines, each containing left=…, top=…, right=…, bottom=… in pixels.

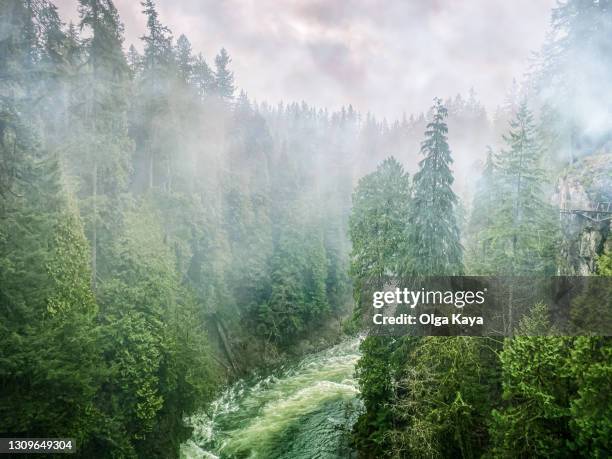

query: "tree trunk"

left=506, top=283, right=514, bottom=335
left=148, top=144, right=154, bottom=190
left=215, top=315, right=238, bottom=373
left=166, top=157, right=172, bottom=192
left=92, top=159, right=97, bottom=291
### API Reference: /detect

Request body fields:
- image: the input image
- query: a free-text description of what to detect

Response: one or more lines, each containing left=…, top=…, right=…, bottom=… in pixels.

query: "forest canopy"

left=1, top=0, right=611, bottom=458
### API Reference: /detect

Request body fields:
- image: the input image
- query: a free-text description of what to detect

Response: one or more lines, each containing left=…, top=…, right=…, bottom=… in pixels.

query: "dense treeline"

left=0, top=1, right=219, bottom=456
left=350, top=112, right=611, bottom=458
left=0, top=0, right=356, bottom=455
left=349, top=1, right=612, bottom=457
left=1, top=0, right=610, bottom=458
left=1, top=0, right=492, bottom=455
left=349, top=106, right=611, bottom=458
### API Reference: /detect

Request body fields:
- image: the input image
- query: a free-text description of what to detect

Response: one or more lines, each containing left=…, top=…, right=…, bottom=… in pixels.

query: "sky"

left=55, top=0, right=557, bottom=120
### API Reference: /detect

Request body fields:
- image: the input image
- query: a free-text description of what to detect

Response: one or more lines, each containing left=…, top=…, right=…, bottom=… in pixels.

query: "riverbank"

left=208, top=312, right=352, bottom=378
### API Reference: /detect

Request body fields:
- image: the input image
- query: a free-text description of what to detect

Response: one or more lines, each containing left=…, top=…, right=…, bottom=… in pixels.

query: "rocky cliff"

left=554, top=152, right=612, bottom=275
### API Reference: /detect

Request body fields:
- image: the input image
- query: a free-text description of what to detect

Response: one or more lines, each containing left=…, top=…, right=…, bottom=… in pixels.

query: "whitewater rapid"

left=180, top=338, right=362, bottom=459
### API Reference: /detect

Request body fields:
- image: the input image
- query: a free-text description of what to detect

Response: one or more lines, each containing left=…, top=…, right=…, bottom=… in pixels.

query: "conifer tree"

left=0, top=146, right=101, bottom=447
left=1, top=1, right=370, bottom=457
left=127, top=44, right=142, bottom=77
left=192, top=52, right=213, bottom=99
left=466, top=146, right=498, bottom=274
left=348, top=157, right=410, bottom=455
left=406, top=97, right=463, bottom=276
left=256, top=175, right=329, bottom=342
left=175, top=34, right=193, bottom=84
left=392, top=336, right=501, bottom=458
left=0, top=1, right=38, bottom=198
left=96, top=199, right=219, bottom=457
left=75, top=0, right=132, bottom=289
left=32, top=1, right=71, bottom=149
left=349, top=156, right=410, bottom=294
left=213, top=47, right=235, bottom=102
left=141, top=0, right=173, bottom=70
left=487, top=101, right=557, bottom=275
left=568, top=336, right=612, bottom=456
left=491, top=304, right=574, bottom=457
left=261, top=215, right=308, bottom=341
left=139, top=0, right=174, bottom=189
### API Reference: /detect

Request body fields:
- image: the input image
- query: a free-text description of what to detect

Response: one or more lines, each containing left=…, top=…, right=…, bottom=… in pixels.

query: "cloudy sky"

left=55, top=0, right=556, bottom=120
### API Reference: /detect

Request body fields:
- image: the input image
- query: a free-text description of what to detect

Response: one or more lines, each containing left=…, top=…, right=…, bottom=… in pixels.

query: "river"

left=180, top=338, right=363, bottom=459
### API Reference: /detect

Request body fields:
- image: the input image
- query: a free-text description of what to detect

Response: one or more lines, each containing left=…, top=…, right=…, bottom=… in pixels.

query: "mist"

left=54, top=0, right=555, bottom=119
left=47, top=0, right=568, bottom=200
left=2, top=1, right=611, bottom=457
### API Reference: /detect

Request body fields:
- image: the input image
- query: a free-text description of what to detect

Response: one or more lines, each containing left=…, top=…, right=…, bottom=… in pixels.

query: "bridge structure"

left=560, top=202, right=612, bottom=223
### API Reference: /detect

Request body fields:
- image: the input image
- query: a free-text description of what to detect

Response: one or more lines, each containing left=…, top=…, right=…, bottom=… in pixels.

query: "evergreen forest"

left=0, top=1, right=610, bottom=458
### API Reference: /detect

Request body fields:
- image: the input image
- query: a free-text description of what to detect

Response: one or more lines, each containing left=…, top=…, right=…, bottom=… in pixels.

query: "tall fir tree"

left=406, top=97, right=463, bottom=276
left=349, top=156, right=411, bottom=302
left=487, top=101, right=557, bottom=275
left=139, top=0, right=174, bottom=189
left=175, top=33, right=193, bottom=84
left=213, top=47, right=235, bottom=102
left=192, top=52, right=213, bottom=99
left=126, top=43, right=142, bottom=77
left=466, top=146, right=498, bottom=274
left=75, top=0, right=133, bottom=289
left=348, top=156, right=411, bottom=456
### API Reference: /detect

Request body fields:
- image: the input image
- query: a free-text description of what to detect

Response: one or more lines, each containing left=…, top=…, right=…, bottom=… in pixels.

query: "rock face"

left=554, top=152, right=612, bottom=275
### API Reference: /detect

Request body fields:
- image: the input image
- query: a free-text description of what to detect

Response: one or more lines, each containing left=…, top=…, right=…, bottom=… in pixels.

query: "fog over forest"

left=52, top=0, right=554, bottom=119
left=1, top=1, right=611, bottom=458
left=28, top=0, right=570, bottom=198
left=50, top=0, right=606, bottom=198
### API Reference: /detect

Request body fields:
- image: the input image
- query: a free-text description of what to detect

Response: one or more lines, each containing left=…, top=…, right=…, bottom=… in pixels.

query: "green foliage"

left=256, top=197, right=331, bottom=343
left=0, top=149, right=102, bottom=446
left=597, top=248, right=612, bottom=276
left=192, top=52, right=213, bottom=98
left=46, top=203, right=97, bottom=316
left=567, top=256, right=612, bottom=456
left=212, top=47, right=235, bottom=101
left=393, top=337, right=501, bottom=458
left=407, top=97, right=463, bottom=276
left=175, top=34, right=194, bottom=83
left=3, top=2, right=611, bottom=458
left=350, top=99, right=472, bottom=456
left=2, top=2, right=353, bottom=451
left=490, top=303, right=612, bottom=458
left=465, top=147, right=497, bottom=274
left=74, top=0, right=133, bottom=190
left=568, top=337, right=612, bottom=457
left=0, top=5, right=221, bottom=451
left=348, top=91, right=612, bottom=459
left=492, top=340, right=573, bottom=457
left=352, top=336, right=395, bottom=456
left=473, top=103, right=558, bottom=275
left=349, top=156, right=410, bottom=283
left=348, top=157, right=410, bottom=455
